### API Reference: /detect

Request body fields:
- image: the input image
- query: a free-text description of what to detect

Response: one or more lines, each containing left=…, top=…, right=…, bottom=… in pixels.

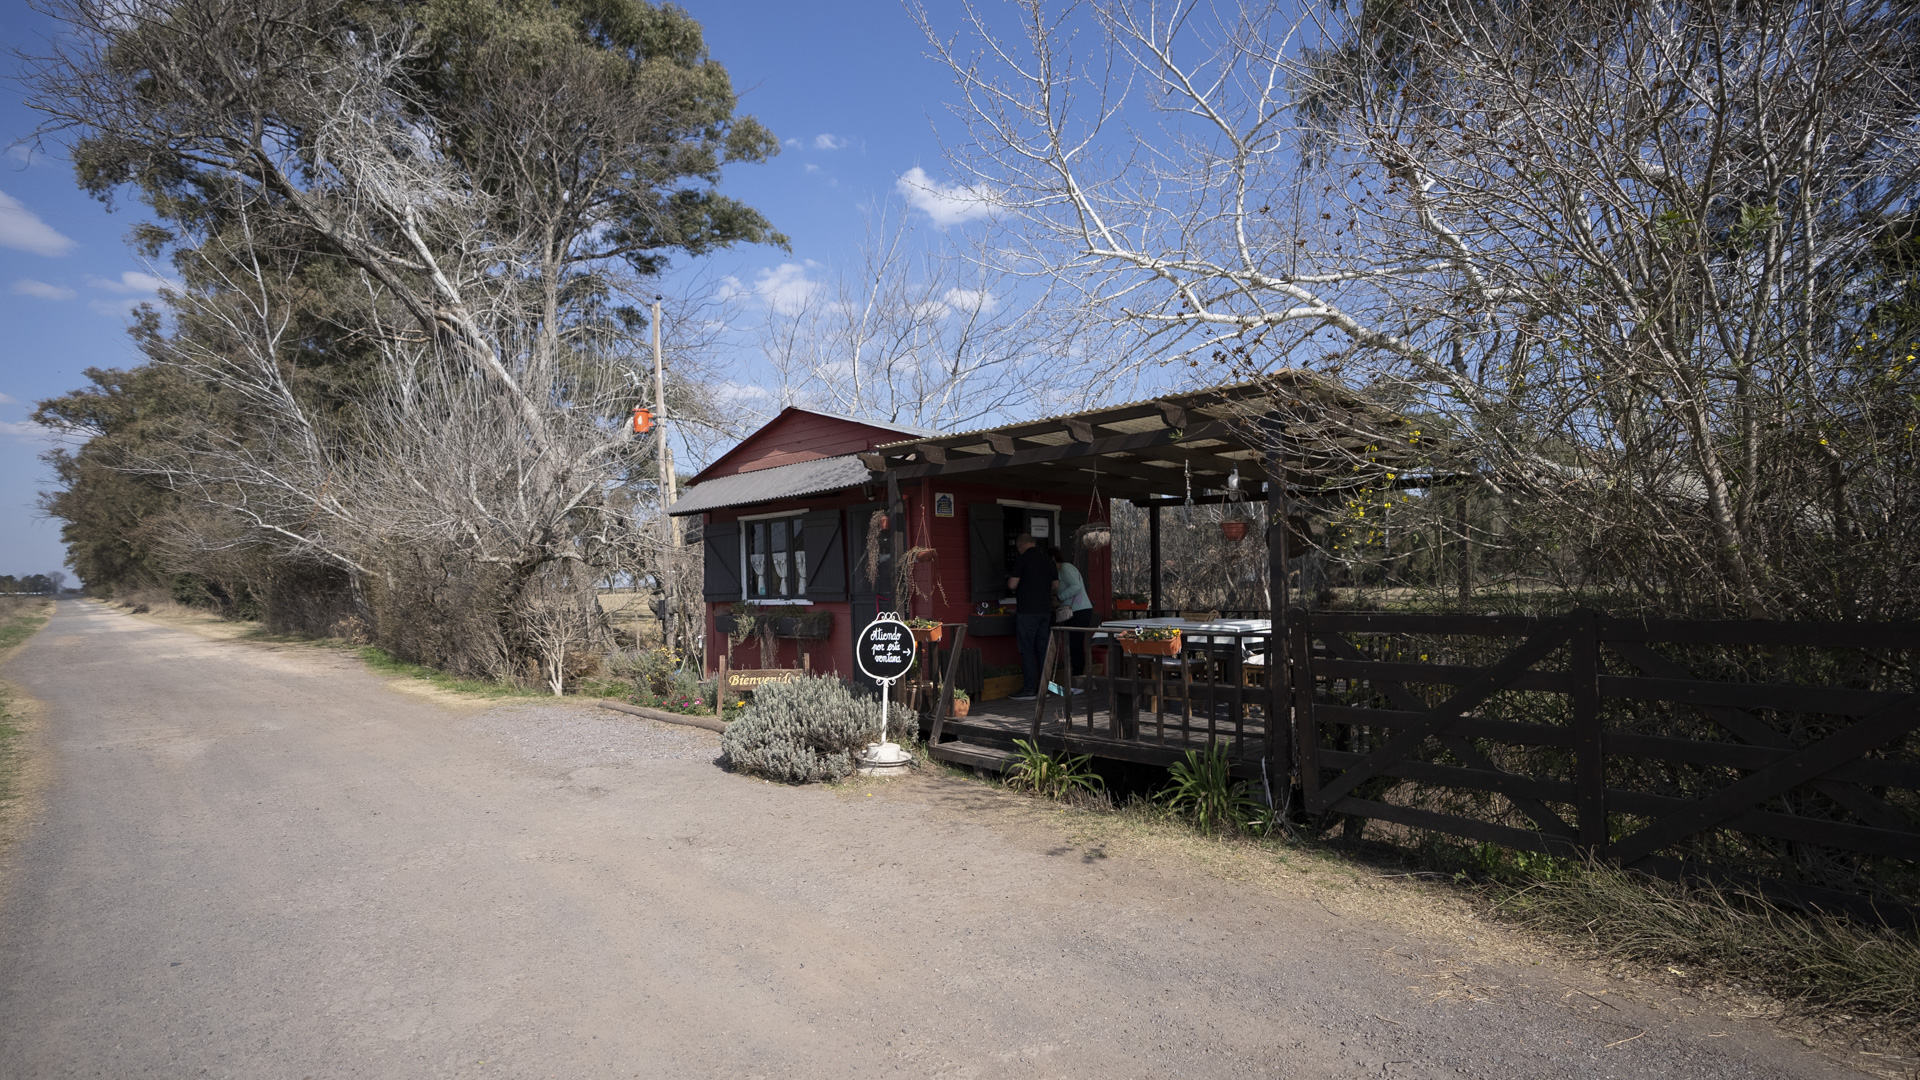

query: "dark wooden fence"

left=1289, top=609, right=1920, bottom=924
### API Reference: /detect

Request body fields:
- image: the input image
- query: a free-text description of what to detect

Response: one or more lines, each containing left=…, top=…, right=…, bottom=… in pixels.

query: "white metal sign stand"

left=855, top=612, right=918, bottom=776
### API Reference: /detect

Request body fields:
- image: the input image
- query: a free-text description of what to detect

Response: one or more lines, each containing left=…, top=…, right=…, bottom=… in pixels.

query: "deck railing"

left=1030, top=624, right=1279, bottom=767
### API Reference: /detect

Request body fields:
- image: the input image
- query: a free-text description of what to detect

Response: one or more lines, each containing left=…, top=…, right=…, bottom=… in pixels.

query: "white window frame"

left=736, top=509, right=811, bottom=603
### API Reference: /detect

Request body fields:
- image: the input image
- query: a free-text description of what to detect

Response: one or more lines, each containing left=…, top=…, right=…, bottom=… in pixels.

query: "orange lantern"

left=631, top=407, right=655, bottom=434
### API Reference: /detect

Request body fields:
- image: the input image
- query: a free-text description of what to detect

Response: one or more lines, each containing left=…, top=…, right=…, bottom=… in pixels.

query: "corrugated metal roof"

left=667, top=454, right=872, bottom=517
left=866, top=378, right=1306, bottom=452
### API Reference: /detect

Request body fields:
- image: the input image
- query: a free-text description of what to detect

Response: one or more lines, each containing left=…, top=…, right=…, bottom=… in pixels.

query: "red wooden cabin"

left=668, top=406, right=1111, bottom=689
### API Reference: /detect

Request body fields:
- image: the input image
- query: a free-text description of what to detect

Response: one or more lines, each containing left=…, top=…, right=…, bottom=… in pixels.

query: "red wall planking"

left=691, top=408, right=924, bottom=482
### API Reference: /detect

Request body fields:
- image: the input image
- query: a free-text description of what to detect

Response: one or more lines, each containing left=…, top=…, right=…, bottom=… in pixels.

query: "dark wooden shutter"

left=702, top=520, right=741, bottom=601
left=968, top=502, right=1006, bottom=602
left=801, top=509, right=847, bottom=601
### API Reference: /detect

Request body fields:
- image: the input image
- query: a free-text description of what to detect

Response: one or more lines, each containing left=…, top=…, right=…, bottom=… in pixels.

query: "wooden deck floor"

left=930, top=685, right=1274, bottom=775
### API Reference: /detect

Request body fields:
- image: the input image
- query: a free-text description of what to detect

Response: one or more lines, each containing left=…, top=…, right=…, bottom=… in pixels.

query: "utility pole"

left=652, top=295, right=682, bottom=656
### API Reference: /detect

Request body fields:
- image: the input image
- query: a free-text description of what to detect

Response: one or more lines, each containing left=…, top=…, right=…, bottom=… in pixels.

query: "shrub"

left=720, top=676, right=884, bottom=783
left=1160, top=744, right=1262, bottom=835
left=1004, top=739, right=1105, bottom=800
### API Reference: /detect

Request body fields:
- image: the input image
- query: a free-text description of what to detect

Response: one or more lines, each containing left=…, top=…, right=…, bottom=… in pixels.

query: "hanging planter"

left=1220, top=520, right=1250, bottom=541
left=1077, top=464, right=1112, bottom=549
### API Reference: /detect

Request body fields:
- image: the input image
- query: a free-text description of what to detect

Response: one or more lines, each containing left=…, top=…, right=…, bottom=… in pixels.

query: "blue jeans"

left=1015, top=613, right=1052, bottom=695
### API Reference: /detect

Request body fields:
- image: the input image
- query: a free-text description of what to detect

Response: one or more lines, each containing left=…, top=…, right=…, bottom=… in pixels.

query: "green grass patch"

left=0, top=600, right=50, bottom=653
left=0, top=683, right=21, bottom=821
left=356, top=646, right=542, bottom=699
left=0, top=599, right=50, bottom=822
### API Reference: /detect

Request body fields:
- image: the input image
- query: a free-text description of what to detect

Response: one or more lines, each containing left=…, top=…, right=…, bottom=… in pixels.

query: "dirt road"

left=0, top=600, right=1866, bottom=1078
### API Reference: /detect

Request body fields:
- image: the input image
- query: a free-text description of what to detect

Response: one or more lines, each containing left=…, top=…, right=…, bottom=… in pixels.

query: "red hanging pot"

left=1220, top=520, right=1250, bottom=541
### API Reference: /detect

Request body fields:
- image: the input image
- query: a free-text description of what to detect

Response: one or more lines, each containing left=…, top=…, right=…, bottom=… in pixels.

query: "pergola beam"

left=880, top=421, right=1245, bottom=480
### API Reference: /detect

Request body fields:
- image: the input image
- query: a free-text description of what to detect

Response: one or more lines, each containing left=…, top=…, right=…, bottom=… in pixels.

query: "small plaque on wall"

left=934, top=492, right=955, bottom=517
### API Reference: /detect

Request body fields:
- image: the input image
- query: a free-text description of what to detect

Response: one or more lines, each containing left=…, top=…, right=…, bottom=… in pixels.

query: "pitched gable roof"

left=688, top=407, right=935, bottom=484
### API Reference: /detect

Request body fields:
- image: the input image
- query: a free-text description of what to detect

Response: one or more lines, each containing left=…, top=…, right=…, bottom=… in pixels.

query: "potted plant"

left=1117, top=625, right=1182, bottom=656
left=949, top=687, right=971, bottom=717
left=906, top=616, right=943, bottom=643
left=1220, top=520, right=1250, bottom=541
left=1113, top=592, right=1149, bottom=612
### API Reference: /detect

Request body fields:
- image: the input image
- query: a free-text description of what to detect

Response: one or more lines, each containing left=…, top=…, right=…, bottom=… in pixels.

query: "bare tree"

left=751, top=199, right=1111, bottom=430
left=917, top=0, right=1920, bottom=618
left=24, top=0, right=784, bottom=675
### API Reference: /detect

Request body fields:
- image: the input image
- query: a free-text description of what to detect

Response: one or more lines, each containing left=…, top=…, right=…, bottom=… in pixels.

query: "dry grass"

left=1491, top=861, right=1920, bottom=1026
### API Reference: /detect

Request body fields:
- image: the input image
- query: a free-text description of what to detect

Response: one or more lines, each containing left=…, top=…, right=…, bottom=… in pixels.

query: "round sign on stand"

left=855, top=613, right=918, bottom=774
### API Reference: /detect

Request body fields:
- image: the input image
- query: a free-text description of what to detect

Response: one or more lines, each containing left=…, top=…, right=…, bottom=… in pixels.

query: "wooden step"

left=928, top=740, right=1017, bottom=773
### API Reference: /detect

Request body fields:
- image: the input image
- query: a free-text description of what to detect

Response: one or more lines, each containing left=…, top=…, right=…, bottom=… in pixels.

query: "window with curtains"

left=742, top=515, right=807, bottom=599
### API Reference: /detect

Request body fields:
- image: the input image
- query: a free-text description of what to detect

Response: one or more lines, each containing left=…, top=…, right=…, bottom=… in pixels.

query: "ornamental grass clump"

left=720, top=676, right=884, bottom=783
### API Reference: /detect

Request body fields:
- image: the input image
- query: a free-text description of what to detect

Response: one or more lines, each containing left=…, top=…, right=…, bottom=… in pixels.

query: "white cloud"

left=85, top=270, right=176, bottom=317
left=13, top=279, right=75, bottom=300
left=895, top=167, right=995, bottom=227
left=715, top=381, right=774, bottom=405
left=753, top=262, right=823, bottom=316
left=782, top=138, right=802, bottom=150
left=88, top=270, right=176, bottom=294
left=942, top=287, right=999, bottom=314
left=813, top=133, right=850, bottom=151
left=716, top=274, right=746, bottom=303
left=0, top=392, right=16, bottom=405
left=0, top=190, right=76, bottom=256
left=803, top=163, right=820, bottom=173
left=0, top=419, right=77, bottom=447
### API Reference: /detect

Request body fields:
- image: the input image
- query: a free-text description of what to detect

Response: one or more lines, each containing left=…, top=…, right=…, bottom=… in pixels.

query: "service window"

left=743, top=514, right=807, bottom=599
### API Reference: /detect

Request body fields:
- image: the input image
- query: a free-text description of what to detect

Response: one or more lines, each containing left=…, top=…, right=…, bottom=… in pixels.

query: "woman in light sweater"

left=1051, top=547, right=1096, bottom=679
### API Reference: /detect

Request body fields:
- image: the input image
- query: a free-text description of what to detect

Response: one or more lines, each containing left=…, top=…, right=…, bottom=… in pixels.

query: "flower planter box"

left=911, top=624, right=944, bottom=644
left=1113, top=599, right=1149, bottom=612
left=981, top=674, right=1025, bottom=700
left=966, top=614, right=1016, bottom=637
left=775, top=614, right=832, bottom=639
left=1118, top=633, right=1182, bottom=657
left=713, top=612, right=831, bottom=639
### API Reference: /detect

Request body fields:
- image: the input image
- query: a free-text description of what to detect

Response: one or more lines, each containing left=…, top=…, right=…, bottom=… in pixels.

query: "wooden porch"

left=916, top=624, right=1281, bottom=779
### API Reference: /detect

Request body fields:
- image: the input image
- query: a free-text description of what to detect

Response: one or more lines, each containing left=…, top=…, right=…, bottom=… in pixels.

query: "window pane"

left=750, top=522, right=768, bottom=597
left=793, top=517, right=807, bottom=596
left=772, top=518, right=789, bottom=596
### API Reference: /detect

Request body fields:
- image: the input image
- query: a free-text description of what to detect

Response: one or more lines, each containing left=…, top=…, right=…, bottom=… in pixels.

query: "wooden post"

left=1457, top=485, right=1473, bottom=605
left=1149, top=503, right=1163, bottom=613
left=1571, top=610, right=1605, bottom=850
left=716, top=653, right=728, bottom=716
left=886, top=471, right=907, bottom=616
left=930, top=625, right=968, bottom=747
left=651, top=296, right=681, bottom=656
left=1290, top=618, right=1318, bottom=806
left=1264, top=416, right=1293, bottom=794
left=1031, top=629, right=1058, bottom=739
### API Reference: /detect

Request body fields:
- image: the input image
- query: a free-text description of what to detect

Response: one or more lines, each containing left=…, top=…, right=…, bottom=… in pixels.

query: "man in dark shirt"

left=1006, top=533, right=1057, bottom=699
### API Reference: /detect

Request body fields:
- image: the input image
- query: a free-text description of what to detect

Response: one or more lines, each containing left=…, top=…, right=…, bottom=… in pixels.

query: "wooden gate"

left=1290, top=610, right=1920, bottom=922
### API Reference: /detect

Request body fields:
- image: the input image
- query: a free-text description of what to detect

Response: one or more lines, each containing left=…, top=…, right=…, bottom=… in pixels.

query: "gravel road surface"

left=0, top=600, right=1866, bottom=1079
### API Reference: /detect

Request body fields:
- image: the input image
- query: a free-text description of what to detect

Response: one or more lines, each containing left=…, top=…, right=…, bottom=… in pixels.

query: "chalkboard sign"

left=855, top=616, right=917, bottom=683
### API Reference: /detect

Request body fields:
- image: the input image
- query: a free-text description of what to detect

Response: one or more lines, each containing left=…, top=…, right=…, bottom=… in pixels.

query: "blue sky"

left=0, top=2, right=979, bottom=578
